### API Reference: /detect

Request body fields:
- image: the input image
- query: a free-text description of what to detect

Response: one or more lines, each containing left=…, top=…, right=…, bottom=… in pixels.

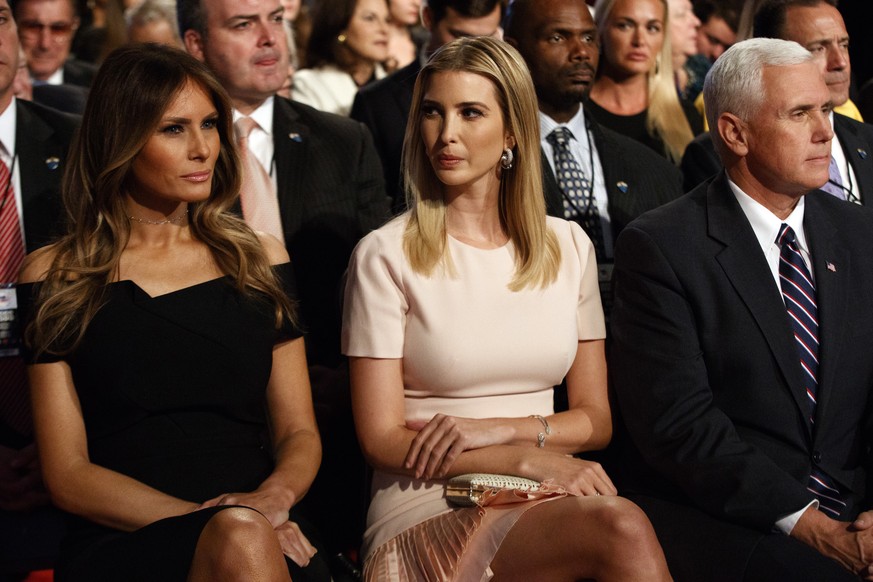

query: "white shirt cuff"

left=775, top=500, right=819, bottom=534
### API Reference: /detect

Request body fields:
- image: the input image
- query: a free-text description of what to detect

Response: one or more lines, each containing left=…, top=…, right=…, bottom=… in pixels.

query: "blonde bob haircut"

left=401, top=36, right=560, bottom=291
left=594, top=0, right=695, bottom=164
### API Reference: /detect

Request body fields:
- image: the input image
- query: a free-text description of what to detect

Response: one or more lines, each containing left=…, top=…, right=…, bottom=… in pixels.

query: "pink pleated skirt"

left=363, top=486, right=567, bottom=581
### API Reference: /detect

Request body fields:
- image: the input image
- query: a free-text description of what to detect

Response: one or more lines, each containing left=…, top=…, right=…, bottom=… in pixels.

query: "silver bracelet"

left=529, top=414, right=551, bottom=448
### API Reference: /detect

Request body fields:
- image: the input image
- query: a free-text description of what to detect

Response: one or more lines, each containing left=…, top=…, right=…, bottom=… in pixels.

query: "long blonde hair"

left=28, top=44, right=296, bottom=357
left=401, top=36, right=559, bottom=291
left=594, top=0, right=695, bottom=163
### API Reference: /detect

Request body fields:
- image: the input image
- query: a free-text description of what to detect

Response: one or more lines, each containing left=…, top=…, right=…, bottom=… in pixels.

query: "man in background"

left=351, top=0, right=504, bottom=211
left=1, top=0, right=79, bottom=577
left=177, top=0, right=388, bottom=573
left=11, top=0, right=96, bottom=87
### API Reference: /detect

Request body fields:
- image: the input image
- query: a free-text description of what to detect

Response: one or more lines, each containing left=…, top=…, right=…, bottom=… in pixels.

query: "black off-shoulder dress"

left=21, top=264, right=330, bottom=582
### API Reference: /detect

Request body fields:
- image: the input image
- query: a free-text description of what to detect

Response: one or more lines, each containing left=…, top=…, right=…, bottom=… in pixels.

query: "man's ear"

left=184, top=30, right=205, bottom=62
left=421, top=6, right=433, bottom=30
left=717, top=112, right=749, bottom=157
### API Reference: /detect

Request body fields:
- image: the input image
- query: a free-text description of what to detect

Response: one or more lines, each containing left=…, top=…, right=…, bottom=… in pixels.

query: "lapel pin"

left=617, top=181, right=628, bottom=193
left=45, top=157, right=60, bottom=170
left=288, top=132, right=302, bottom=142
left=858, top=148, right=868, bottom=160
left=826, top=261, right=837, bottom=272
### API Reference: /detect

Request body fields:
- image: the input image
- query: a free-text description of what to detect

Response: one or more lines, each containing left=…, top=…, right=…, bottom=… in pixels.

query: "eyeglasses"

left=17, top=20, right=77, bottom=43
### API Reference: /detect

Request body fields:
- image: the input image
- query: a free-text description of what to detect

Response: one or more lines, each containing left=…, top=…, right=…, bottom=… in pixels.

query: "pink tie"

left=234, top=117, right=285, bottom=243
left=0, top=157, right=32, bottom=436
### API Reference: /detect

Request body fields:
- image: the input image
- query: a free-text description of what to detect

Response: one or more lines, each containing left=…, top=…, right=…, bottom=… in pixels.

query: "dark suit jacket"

left=542, top=114, right=684, bottom=247
left=350, top=59, right=420, bottom=212
left=61, top=58, right=98, bottom=88
left=682, top=113, right=873, bottom=198
left=2, top=99, right=79, bottom=447
left=32, top=83, right=88, bottom=115
left=17, top=99, right=80, bottom=253
left=272, top=97, right=389, bottom=368
left=610, top=172, right=873, bottom=570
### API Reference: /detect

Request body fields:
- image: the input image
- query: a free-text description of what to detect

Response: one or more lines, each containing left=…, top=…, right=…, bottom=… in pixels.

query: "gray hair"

left=704, top=37, right=813, bottom=152
left=127, top=0, right=179, bottom=36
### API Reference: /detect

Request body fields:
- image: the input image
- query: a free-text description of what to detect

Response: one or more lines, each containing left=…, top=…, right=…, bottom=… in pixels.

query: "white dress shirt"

left=539, top=107, right=614, bottom=259
left=0, top=99, right=25, bottom=244
left=728, top=177, right=818, bottom=534
left=233, top=96, right=277, bottom=191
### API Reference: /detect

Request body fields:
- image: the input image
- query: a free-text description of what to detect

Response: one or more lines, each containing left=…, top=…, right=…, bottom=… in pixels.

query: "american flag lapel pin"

left=826, top=261, right=836, bottom=272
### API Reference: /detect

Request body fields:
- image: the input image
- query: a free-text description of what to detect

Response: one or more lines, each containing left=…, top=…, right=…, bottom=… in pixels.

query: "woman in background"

left=343, top=36, right=671, bottom=581
left=385, top=0, right=423, bottom=71
left=21, top=44, right=328, bottom=581
left=587, top=0, right=701, bottom=164
left=292, top=0, right=390, bottom=116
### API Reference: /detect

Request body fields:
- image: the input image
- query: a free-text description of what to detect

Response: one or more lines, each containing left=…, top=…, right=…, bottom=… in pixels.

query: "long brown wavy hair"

left=28, top=44, right=296, bottom=356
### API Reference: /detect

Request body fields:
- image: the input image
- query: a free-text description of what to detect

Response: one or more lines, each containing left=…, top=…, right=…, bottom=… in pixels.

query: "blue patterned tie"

left=820, top=156, right=847, bottom=200
left=546, top=127, right=605, bottom=260
left=776, top=224, right=845, bottom=517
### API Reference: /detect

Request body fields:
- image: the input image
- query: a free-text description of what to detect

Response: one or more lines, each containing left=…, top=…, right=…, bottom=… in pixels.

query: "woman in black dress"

left=20, top=44, right=328, bottom=581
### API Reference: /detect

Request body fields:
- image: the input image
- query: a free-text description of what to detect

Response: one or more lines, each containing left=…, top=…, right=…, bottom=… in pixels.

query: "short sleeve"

left=342, top=223, right=408, bottom=358
left=272, top=262, right=304, bottom=342
left=17, top=282, right=63, bottom=364
left=568, top=221, right=606, bottom=341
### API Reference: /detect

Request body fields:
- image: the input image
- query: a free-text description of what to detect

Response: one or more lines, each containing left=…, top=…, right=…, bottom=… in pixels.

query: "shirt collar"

left=0, top=97, right=17, bottom=162
left=233, top=95, right=274, bottom=135
left=728, top=177, right=808, bottom=253
left=539, top=106, right=587, bottom=143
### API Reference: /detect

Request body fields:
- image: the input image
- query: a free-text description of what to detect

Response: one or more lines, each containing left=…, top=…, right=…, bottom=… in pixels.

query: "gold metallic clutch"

left=445, top=473, right=541, bottom=507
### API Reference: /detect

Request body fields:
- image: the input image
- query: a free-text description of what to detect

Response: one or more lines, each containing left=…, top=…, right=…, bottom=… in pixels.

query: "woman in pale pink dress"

left=342, top=37, right=671, bottom=581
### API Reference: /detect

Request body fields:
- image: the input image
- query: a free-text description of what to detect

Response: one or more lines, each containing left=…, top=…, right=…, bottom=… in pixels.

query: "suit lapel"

left=707, top=174, right=811, bottom=433
left=834, top=114, right=873, bottom=203
left=15, top=101, right=54, bottom=212
left=802, top=193, right=848, bottom=432
left=273, top=97, right=309, bottom=237
left=540, top=148, right=564, bottom=218
left=393, top=60, right=418, bottom=123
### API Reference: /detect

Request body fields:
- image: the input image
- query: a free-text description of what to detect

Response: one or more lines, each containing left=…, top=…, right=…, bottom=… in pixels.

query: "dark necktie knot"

left=777, top=223, right=798, bottom=247
left=547, top=127, right=574, bottom=148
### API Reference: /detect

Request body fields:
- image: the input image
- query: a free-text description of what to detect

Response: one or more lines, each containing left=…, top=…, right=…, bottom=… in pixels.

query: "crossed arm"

left=349, top=338, right=617, bottom=497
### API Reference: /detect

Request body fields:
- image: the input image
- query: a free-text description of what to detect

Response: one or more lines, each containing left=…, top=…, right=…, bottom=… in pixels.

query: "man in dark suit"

left=1, top=0, right=79, bottom=575
left=682, top=0, right=873, bottom=200
left=504, top=0, right=683, bottom=319
left=612, top=37, right=873, bottom=581
left=350, top=0, right=504, bottom=212
left=11, top=0, right=96, bottom=87
left=178, top=0, right=388, bottom=572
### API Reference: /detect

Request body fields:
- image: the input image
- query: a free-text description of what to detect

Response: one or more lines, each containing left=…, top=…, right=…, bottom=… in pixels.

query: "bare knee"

left=191, top=507, right=287, bottom=581
left=586, top=497, right=669, bottom=575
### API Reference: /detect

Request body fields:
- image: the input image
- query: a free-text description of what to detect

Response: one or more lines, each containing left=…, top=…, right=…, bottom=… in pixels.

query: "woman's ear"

left=505, top=135, right=517, bottom=150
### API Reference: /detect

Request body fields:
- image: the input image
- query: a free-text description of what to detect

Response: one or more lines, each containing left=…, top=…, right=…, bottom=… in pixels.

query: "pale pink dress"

left=342, top=214, right=606, bottom=581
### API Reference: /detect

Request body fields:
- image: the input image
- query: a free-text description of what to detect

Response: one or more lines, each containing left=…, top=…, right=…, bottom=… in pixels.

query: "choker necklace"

left=128, top=209, right=189, bottom=225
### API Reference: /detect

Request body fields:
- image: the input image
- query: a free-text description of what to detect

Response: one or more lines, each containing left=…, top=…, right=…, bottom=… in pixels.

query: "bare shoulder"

left=255, top=232, right=291, bottom=265
left=19, top=244, right=59, bottom=284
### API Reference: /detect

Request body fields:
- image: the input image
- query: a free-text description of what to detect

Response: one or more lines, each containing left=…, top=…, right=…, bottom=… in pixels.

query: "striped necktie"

left=776, top=224, right=845, bottom=517
left=0, top=157, right=32, bottom=436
